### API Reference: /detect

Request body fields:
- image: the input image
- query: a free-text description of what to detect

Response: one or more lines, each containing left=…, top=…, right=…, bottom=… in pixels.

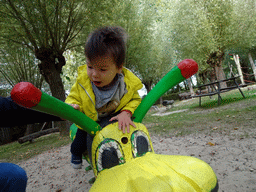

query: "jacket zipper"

left=79, top=83, right=98, bottom=120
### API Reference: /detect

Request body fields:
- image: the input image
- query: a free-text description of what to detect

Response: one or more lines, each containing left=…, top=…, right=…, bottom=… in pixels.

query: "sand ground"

left=18, top=132, right=256, bottom=192
left=18, top=85, right=256, bottom=191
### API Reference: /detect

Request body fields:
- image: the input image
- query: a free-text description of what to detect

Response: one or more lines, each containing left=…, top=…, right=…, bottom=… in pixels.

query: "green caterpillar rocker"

left=11, top=59, right=219, bottom=192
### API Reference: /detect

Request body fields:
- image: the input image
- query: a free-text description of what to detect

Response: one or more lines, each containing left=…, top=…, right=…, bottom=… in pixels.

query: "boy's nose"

left=92, top=69, right=99, bottom=78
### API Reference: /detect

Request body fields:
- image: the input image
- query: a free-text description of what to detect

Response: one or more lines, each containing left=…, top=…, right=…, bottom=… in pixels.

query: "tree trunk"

left=56, top=121, right=70, bottom=136
left=248, top=53, right=256, bottom=81
left=209, top=68, right=216, bottom=83
left=207, top=50, right=227, bottom=88
left=184, top=80, right=189, bottom=90
left=0, top=127, right=12, bottom=145
left=214, top=64, right=227, bottom=88
left=36, top=47, right=66, bottom=101
left=35, top=47, right=69, bottom=136
left=18, top=128, right=59, bottom=144
left=24, top=124, right=34, bottom=136
left=176, top=84, right=181, bottom=92
left=233, top=54, right=245, bottom=85
left=38, top=60, right=66, bottom=101
left=159, top=96, right=163, bottom=106
left=187, top=77, right=195, bottom=96
left=144, top=81, right=152, bottom=94
left=227, top=62, right=233, bottom=77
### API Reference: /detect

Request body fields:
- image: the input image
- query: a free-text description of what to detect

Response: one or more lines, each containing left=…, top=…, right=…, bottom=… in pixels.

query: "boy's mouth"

left=93, top=81, right=101, bottom=86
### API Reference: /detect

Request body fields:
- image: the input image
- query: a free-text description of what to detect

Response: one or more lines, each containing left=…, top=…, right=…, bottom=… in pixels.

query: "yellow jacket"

left=65, top=65, right=143, bottom=124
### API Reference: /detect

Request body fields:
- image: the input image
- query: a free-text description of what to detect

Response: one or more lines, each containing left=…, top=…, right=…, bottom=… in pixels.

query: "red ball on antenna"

left=177, top=59, right=198, bottom=79
left=11, top=82, right=42, bottom=108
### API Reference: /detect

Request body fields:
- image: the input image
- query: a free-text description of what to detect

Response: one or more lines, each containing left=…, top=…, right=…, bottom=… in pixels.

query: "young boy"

left=65, top=26, right=143, bottom=169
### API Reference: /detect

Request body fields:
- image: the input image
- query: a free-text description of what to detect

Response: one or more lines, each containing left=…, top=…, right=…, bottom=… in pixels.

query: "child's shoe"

left=71, top=154, right=82, bottom=169
left=89, top=177, right=96, bottom=184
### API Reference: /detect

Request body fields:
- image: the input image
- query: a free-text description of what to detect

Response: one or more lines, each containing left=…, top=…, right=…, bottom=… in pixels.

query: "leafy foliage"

left=1, top=0, right=256, bottom=96
left=168, top=0, right=256, bottom=74
left=0, top=0, right=87, bottom=51
left=0, top=44, right=44, bottom=88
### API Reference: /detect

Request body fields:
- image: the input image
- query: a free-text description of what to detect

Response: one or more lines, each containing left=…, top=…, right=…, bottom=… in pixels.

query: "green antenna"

left=11, top=83, right=101, bottom=136
left=133, top=59, right=198, bottom=123
left=10, top=59, right=198, bottom=134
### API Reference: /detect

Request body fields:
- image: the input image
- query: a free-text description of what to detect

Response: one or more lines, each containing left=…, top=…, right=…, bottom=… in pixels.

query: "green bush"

left=154, top=93, right=180, bottom=105
left=162, top=93, right=180, bottom=101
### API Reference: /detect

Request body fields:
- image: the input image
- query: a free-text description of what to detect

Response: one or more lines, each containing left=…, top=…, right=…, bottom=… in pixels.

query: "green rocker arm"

left=133, top=59, right=198, bottom=123
left=11, top=83, right=101, bottom=136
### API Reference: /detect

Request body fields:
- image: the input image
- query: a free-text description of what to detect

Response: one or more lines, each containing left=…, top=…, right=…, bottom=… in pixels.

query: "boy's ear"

left=118, top=64, right=123, bottom=73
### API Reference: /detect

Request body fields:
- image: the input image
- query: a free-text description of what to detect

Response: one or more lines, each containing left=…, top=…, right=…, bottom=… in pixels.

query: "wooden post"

left=233, top=54, right=245, bottom=85
left=248, top=53, right=256, bottom=81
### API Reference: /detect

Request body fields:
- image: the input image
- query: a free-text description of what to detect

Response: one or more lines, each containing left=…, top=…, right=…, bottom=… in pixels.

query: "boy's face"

left=87, top=55, right=122, bottom=88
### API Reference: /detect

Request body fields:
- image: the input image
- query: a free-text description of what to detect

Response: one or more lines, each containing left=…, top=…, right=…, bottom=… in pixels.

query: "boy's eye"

left=100, top=69, right=107, bottom=72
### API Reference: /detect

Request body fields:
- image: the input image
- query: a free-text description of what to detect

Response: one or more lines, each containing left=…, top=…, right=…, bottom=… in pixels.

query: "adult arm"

left=0, top=96, right=62, bottom=127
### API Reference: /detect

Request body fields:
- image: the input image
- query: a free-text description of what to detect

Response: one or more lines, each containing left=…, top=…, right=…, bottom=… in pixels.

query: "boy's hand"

left=110, top=111, right=136, bottom=133
left=68, top=104, right=80, bottom=110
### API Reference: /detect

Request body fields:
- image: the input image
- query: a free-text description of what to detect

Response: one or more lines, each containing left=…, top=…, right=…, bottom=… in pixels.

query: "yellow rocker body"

left=12, top=60, right=219, bottom=191
left=70, top=122, right=218, bottom=192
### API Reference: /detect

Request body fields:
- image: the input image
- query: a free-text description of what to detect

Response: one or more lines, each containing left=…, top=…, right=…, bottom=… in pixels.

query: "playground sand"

left=18, top=133, right=256, bottom=192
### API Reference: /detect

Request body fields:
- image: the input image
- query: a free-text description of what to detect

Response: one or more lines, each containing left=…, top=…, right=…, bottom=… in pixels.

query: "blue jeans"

left=71, top=114, right=118, bottom=164
left=0, top=163, right=27, bottom=192
left=87, top=115, right=118, bottom=165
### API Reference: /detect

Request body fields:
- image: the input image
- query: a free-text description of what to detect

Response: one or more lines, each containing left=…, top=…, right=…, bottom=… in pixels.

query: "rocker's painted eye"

left=131, top=131, right=152, bottom=158
left=96, top=139, right=125, bottom=173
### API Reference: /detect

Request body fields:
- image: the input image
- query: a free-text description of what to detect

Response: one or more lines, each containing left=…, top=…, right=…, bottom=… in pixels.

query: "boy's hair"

left=85, top=26, right=127, bottom=68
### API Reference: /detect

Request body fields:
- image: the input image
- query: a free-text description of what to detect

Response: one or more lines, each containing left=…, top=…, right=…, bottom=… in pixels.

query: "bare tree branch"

left=6, top=0, right=38, bottom=49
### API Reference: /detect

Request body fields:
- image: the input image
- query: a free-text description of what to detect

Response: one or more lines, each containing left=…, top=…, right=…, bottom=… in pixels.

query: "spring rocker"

left=11, top=59, right=219, bottom=192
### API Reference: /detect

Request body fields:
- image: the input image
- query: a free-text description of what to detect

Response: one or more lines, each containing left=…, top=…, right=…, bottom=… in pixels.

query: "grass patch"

left=0, top=133, right=71, bottom=163
left=143, top=87, right=256, bottom=137
left=1, top=86, right=255, bottom=163
left=195, top=88, right=256, bottom=108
